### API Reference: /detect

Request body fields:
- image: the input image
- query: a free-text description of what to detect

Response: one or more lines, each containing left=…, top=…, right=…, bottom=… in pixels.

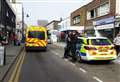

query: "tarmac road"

left=7, top=44, right=120, bottom=82
left=14, top=45, right=97, bottom=82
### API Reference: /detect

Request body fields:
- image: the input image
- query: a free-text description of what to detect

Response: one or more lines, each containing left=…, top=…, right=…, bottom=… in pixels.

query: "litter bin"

left=0, top=45, right=6, bottom=66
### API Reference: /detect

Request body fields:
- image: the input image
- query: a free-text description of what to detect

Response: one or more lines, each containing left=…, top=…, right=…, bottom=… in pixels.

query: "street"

left=0, top=0, right=120, bottom=82
left=7, top=44, right=120, bottom=82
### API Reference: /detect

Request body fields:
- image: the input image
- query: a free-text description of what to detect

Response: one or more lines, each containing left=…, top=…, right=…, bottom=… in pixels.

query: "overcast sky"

left=18, top=0, right=92, bottom=25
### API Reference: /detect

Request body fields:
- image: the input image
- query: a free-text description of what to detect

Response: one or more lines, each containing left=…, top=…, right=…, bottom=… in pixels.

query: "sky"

left=17, top=0, right=92, bottom=25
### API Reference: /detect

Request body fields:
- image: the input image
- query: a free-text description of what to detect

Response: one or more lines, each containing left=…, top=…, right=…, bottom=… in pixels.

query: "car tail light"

left=110, top=46, right=115, bottom=50
left=92, top=52, right=97, bottom=55
left=84, top=46, right=97, bottom=50
left=110, top=51, right=114, bottom=54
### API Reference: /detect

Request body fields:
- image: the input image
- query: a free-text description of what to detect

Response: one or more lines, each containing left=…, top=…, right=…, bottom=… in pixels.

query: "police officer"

left=64, top=31, right=72, bottom=58
left=70, top=31, right=78, bottom=61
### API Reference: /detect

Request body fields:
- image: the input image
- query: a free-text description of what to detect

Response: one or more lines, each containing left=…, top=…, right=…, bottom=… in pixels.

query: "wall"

left=71, top=6, right=86, bottom=26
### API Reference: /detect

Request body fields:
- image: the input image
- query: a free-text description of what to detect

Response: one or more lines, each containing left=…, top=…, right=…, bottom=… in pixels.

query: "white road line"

left=51, top=50, right=59, bottom=56
left=113, top=60, right=120, bottom=64
left=64, top=59, right=68, bottom=62
left=93, top=76, right=103, bottom=82
left=79, top=68, right=87, bottom=73
left=117, top=61, right=120, bottom=63
left=70, top=62, right=75, bottom=66
left=58, top=55, right=62, bottom=58
left=50, top=50, right=63, bottom=58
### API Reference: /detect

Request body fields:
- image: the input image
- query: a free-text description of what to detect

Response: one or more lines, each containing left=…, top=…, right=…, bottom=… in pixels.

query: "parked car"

left=75, top=36, right=117, bottom=62
left=47, top=36, right=52, bottom=44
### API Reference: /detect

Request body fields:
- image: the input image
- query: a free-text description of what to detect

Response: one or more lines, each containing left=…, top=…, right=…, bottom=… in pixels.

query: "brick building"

left=71, top=0, right=120, bottom=40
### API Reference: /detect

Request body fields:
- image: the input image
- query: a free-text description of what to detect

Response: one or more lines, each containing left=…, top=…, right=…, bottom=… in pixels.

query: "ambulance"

left=75, top=36, right=117, bottom=62
left=25, top=26, right=48, bottom=51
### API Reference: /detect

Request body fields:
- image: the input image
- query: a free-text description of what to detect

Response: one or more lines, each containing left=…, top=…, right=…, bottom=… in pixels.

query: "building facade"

left=71, top=5, right=86, bottom=27
left=59, top=17, right=70, bottom=32
left=46, top=20, right=61, bottom=31
left=11, top=3, right=23, bottom=42
left=71, top=0, right=120, bottom=40
left=37, top=20, right=48, bottom=27
left=0, top=0, right=16, bottom=43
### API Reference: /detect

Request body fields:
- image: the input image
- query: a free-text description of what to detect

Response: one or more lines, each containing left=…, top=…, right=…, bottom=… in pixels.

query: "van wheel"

left=25, top=48, right=28, bottom=52
left=76, top=52, right=82, bottom=63
left=44, top=48, right=47, bottom=51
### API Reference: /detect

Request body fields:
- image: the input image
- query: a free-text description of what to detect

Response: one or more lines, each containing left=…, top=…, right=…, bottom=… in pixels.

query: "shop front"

left=94, top=16, right=115, bottom=41
left=115, top=18, right=120, bottom=37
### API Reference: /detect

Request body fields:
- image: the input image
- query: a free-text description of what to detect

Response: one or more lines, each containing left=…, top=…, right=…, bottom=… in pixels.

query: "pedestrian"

left=64, top=31, right=72, bottom=58
left=113, top=32, right=120, bottom=56
left=17, top=31, right=22, bottom=46
left=13, top=33, right=16, bottom=46
left=70, top=31, right=78, bottom=61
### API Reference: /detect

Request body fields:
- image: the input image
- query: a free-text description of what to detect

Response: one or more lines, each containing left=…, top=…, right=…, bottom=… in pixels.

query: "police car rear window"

left=91, top=39, right=111, bottom=45
left=28, top=31, right=45, bottom=40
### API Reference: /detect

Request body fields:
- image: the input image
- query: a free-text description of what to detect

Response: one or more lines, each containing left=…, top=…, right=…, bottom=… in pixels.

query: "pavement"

left=0, top=44, right=24, bottom=82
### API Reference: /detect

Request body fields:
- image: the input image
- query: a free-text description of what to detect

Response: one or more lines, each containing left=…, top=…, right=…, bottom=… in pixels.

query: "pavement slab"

left=0, top=45, right=24, bottom=82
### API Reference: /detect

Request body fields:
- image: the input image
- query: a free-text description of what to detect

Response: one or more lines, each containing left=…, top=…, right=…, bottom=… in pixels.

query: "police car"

left=75, top=36, right=117, bottom=62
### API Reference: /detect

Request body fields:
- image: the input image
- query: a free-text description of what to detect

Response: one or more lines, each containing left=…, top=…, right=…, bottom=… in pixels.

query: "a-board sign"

left=0, top=46, right=5, bottom=66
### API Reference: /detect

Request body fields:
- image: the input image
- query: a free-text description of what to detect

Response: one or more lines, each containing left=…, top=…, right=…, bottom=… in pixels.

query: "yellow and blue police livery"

left=75, top=36, right=117, bottom=62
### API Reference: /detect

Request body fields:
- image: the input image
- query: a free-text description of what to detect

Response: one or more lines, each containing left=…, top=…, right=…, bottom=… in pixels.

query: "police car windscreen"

left=28, top=31, right=45, bottom=40
left=91, top=39, right=111, bottom=45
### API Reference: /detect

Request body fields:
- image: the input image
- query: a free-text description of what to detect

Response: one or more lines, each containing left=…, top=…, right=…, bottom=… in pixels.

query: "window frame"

left=97, top=2, right=110, bottom=17
left=73, top=15, right=80, bottom=24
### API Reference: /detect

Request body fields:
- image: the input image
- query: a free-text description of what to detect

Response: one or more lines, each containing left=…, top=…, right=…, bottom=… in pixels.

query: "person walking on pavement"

left=13, top=33, right=16, bottom=46
left=64, top=31, right=72, bottom=58
left=113, top=32, right=120, bottom=56
left=70, top=31, right=78, bottom=61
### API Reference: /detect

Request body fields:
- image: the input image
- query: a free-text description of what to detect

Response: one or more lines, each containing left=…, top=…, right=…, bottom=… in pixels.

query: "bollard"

left=0, top=46, right=5, bottom=66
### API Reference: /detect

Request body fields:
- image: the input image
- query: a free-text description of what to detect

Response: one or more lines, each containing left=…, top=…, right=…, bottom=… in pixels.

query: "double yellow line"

left=8, top=50, right=26, bottom=82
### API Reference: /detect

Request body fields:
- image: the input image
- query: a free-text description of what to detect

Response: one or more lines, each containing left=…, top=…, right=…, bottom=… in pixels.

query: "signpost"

left=0, top=46, right=5, bottom=66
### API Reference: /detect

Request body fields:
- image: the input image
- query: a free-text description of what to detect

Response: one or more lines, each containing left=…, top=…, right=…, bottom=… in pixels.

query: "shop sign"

left=0, top=46, right=5, bottom=66
left=95, top=23, right=114, bottom=30
left=96, top=16, right=115, bottom=26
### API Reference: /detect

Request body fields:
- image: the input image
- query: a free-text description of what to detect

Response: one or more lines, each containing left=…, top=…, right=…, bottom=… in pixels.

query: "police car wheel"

left=76, top=52, right=82, bottom=63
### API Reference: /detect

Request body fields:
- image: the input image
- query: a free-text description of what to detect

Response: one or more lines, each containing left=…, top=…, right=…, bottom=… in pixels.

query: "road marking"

left=64, top=59, right=68, bottom=62
left=117, top=61, right=120, bottom=63
left=8, top=50, right=26, bottom=82
left=79, top=68, right=87, bottom=73
left=50, top=50, right=63, bottom=58
left=70, top=62, right=75, bottom=66
left=93, top=76, right=103, bottom=82
left=51, top=50, right=59, bottom=56
left=113, top=60, right=120, bottom=64
left=14, top=52, right=26, bottom=82
left=59, top=55, right=63, bottom=58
